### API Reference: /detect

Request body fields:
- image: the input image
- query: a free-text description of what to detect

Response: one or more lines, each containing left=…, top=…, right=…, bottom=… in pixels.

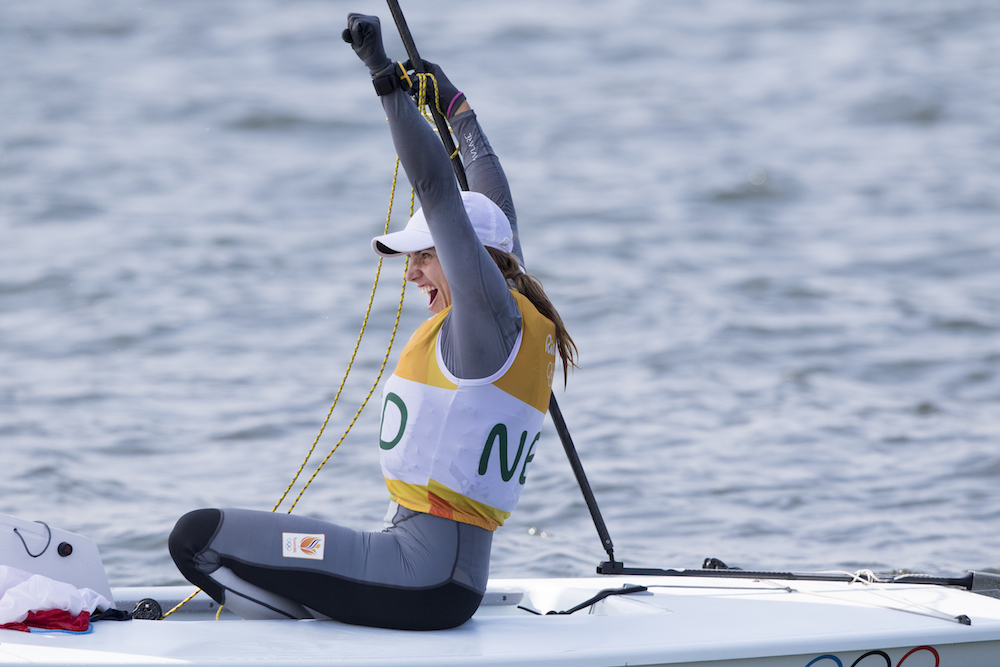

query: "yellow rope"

left=271, top=159, right=405, bottom=513
left=161, top=589, right=199, bottom=619
left=283, top=264, right=407, bottom=513
left=279, top=159, right=412, bottom=514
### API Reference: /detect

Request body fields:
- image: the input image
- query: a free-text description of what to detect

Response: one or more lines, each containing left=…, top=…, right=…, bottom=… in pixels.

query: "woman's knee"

left=169, top=509, right=222, bottom=561
left=168, top=508, right=224, bottom=600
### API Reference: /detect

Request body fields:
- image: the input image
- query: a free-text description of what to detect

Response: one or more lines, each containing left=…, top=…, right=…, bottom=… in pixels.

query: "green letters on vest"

left=379, top=392, right=407, bottom=450
left=479, top=425, right=540, bottom=484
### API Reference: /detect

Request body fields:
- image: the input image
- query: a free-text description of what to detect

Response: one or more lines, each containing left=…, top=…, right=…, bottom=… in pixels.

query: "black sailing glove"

left=342, top=13, right=392, bottom=76
left=404, top=59, right=467, bottom=119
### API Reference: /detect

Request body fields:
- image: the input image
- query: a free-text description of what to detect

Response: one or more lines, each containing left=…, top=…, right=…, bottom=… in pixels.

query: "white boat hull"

left=2, top=575, right=999, bottom=666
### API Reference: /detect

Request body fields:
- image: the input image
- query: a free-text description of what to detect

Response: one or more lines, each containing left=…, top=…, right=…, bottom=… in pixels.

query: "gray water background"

left=2, top=0, right=998, bottom=587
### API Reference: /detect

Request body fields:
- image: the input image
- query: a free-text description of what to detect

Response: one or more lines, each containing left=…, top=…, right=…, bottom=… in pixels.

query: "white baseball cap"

left=371, top=191, right=514, bottom=257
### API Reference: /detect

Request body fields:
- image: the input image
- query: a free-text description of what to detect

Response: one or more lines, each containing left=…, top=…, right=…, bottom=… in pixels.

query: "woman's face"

left=405, top=247, right=451, bottom=314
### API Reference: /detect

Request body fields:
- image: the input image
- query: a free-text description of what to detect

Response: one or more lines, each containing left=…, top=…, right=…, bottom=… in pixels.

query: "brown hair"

left=486, top=247, right=578, bottom=387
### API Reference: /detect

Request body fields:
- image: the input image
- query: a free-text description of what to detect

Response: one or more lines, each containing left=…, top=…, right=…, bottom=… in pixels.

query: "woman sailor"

left=168, top=13, right=575, bottom=630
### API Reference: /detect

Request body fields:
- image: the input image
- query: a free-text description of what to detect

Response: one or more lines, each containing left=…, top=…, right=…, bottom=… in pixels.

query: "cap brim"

left=370, top=227, right=434, bottom=258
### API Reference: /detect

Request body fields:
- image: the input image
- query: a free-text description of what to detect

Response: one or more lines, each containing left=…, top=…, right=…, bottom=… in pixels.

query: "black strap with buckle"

left=372, top=62, right=412, bottom=96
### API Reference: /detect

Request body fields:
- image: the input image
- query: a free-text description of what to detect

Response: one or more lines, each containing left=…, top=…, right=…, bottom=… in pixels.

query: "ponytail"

left=486, top=247, right=578, bottom=387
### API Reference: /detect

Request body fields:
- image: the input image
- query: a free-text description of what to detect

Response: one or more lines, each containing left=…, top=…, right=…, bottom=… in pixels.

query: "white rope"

left=759, top=570, right=967, bottom=625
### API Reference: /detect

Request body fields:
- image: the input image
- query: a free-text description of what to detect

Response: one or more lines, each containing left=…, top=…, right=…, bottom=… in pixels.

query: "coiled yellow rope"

left=412, top=72, right=460, bottom=159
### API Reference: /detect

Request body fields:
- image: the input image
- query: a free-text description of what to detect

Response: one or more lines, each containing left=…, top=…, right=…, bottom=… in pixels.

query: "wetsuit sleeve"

left=380, top=90, right=520, bottom=380
left=449, top=110, right=524, bottom=265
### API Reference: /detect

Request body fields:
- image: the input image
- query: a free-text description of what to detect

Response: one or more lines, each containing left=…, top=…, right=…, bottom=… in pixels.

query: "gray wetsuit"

left=169, top=87, right=528, bottom=630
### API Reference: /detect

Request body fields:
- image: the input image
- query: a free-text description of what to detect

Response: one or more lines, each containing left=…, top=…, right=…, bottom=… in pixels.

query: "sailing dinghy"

left=3, top=514, right=1000, bottom=666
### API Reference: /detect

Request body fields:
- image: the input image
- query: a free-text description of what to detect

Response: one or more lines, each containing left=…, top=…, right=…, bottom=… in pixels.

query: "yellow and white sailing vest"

left=378, top=291, right=556, bottom=531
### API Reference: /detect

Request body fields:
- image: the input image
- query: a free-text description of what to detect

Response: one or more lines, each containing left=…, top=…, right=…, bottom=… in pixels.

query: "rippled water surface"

left=2, top=0, right=999, bottom=586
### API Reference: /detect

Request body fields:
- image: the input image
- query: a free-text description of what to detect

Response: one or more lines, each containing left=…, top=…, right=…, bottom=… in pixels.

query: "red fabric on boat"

left=0, top=609, right=90, bottom=633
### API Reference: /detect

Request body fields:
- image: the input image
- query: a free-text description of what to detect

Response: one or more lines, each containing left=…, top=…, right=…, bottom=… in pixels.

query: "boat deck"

left=2, top=575, right=1000, bottom=666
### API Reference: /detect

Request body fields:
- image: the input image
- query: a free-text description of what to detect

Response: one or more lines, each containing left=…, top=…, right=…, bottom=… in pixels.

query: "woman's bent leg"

left=168, top=505, right=492, bottom=629
left=168, top=508, right=313, bottom=619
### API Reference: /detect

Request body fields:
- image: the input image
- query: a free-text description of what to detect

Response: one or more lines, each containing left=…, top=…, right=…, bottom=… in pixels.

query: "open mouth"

left=420, top=285, right=439, bottom=310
